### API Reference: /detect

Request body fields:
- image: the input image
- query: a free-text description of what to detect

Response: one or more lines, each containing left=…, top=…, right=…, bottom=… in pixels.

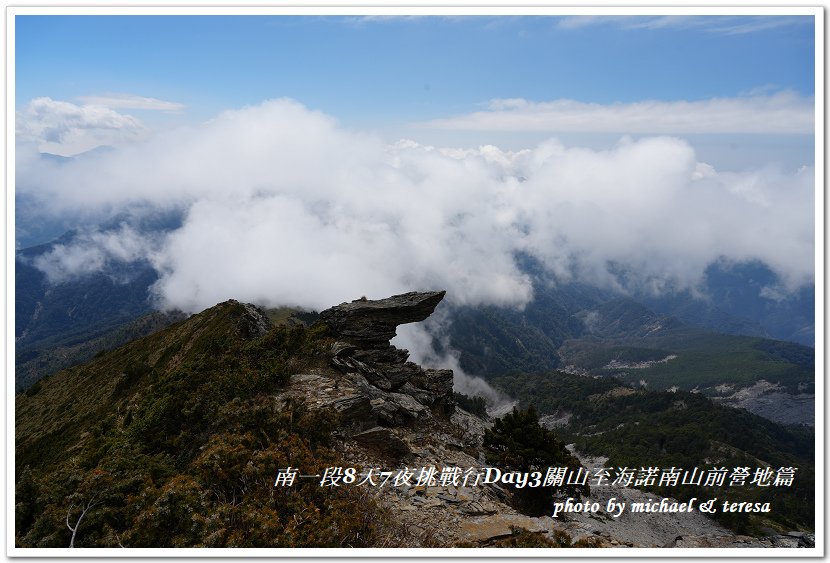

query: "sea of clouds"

left=17, top=98, right=814, bottom=315
left=16, top=98, right=815, bottom=401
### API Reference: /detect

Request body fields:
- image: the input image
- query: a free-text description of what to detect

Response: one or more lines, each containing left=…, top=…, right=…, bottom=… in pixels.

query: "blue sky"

left=15, top=13, right=816, bottom=168
left=14, top=12, right=818, bottom=311
left=16, top=15, right=814, bottom=115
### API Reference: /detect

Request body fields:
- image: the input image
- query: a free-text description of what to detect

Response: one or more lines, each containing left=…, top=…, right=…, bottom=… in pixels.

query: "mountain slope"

left=16, top=294, right=814, bottom=548
left=15, top=231, right=158, bottom=348
left=16, top=310, right=186, bottom=393
left=493, top=371, right=815, bottom=535
left=16, top=299, right=387, bottom=547
left=443, top=294, right=813, bottom=424
left=555, top=299, right=814, bottom=418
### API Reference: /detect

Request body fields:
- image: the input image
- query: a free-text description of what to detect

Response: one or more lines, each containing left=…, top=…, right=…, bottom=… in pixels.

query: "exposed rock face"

left=320, top=291, right=446, bottom=348
left=238, top=302, right=272, bottom=338
left=279, top=293, right=815, bottom=549
left=319, top=291, right=454, bottom=420
left=710, top=379, right=815, bottom=427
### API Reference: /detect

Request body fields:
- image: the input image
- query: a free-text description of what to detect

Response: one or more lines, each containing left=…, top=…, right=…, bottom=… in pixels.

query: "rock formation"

left=318, top=291, right=454, bottom=424
left=320, top=291, right=446, bottom=348
left=281, top=293, right=814, bottom=548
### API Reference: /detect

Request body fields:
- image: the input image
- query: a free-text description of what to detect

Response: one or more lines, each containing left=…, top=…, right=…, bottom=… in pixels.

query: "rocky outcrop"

left=238, top=302, right=272, bottom=338
left=319, top=291, right=455, bottom=421
left=320, top=291, right=446, bottom=347
left=280, top=293, right=815, bottom=549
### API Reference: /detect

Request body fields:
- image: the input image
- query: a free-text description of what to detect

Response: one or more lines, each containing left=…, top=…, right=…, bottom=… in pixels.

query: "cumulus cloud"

left=19, top=98, right=814, bottom=317
left=16, top=97, right=147, bottom=156
left=418, top=92, right=814, bottom=135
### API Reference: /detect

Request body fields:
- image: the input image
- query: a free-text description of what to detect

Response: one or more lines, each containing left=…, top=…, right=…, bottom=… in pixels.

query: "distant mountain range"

left=15, top=228, right=815, bottom=426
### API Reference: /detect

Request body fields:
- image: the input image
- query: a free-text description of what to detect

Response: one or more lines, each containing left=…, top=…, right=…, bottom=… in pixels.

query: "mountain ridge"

left=16, top=293, right=814, bottom=548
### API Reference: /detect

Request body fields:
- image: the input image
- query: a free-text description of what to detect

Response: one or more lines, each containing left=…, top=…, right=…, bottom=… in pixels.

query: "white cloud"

left=16, top=97, right=147, bottom=156
left=625, top=16, right=702, bottom=30
left=556, top=15, right=629, bottom=30
left=709, top=17, right=808, bottom=35
left=31, top=225, right=158, bottom=284
left=20, top=99, right=814, bottom=315
left=77, top=94, right=185, bottom=112
left=393, top=311, right=512, bottom=407
left=418, top=92, right=814, bottom=135
left=345, top=15, right=428, bottom=25
left=556, top=15, right=810, bottom=35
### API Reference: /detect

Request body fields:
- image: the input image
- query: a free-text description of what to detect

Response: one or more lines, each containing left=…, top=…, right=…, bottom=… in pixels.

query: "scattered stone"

left=459, top=514, right=551, bottom=544
left=328, top=395, right=374, bottom=426
left=770, top=536, right=800, bottom=548
left=398, top=382, right=435, bottom=405
left=461, top=501, right=499, bottom=516
left=283, top=293, right=817, bottom=549
left=412, top=368, right=454, bottom=401
left=333, top=355, right=394, bottom=390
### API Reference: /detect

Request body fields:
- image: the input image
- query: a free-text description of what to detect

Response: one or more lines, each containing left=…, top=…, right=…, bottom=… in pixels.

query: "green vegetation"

left=15, top=260, right=158, bottom=352
left=492, top=371, right=620, bottom=420
left=575, top=297, right=684, bottom=338
left=16, top=310, right=186, bottom=393
left=483, top=406, right=588, bottom=516
left=556, top=341, right=673, bottom=371
left=14, top=278, right=816, bottom=545
left=453, top=392, right=488, bottom=417
left=263, top=306, right=320, bottom=327
left=442, top=306, right=563, bottom=376
left=559, top=331, right=813, bottom=393
left=445, top=291, right=812, bottom=398
left=494, top=371, right=815, bottom=534
left=16, top=301, right=385, bottom=548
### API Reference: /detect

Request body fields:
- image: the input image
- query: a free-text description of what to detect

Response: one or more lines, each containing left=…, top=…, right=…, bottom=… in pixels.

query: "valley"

left=13, top=288, right=816, bottom=548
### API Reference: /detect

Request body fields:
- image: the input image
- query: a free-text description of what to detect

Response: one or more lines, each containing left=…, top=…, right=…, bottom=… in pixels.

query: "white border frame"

left=5, top=3, right=824, bottom=559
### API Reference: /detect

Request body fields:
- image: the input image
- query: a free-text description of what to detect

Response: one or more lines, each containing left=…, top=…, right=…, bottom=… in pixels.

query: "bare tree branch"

left=65, top=493, right=102, bottom=548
